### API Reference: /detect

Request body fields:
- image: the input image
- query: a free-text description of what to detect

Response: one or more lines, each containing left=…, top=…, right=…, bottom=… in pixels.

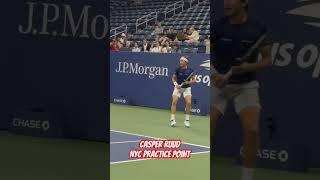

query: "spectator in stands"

left=142, top=39, right=151, bottom=52
left=149, top=44, right=154, bottom=51
left=125, top=41, right=131, bottom=48
left=175, top=28, right=188, bottom=42
left=110, top=39, right=120, bottom=51
left=150, top=42, right=162, bottom=53
left=117, top=33, right=128, bottom=48
left=116, top=40, right=122, bottom=48
left=186, top=27, right=191, bottom=35
left=158, top=35, right=164, bottom=44
left=118, top=40, right=131, bottom=51
left=132, top=42, right=141, bottom=52
left=163, top=41, right=173, bottom=53
left=204, top=35, right=210, bottom=54
left=171, top=45, right=178, bottom=53
left=186, top=27, right=200, bottom=43
left=151, top=22, right=164, bottom=36
left=167, top=28, right=177, bottom=41
left=161, top=45, right=168, bottom=53
left=155, top=36, right=160, bottom=43
left=159, top=34, right=169, bottom=46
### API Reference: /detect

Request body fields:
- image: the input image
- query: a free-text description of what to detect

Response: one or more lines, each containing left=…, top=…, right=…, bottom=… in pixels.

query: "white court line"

left=110, top=158, right=149, bottom=165
left=111, top=129, right=210, bottom=149
left=110, top=151, right=210, bottom=165
left=110, top=129, right=210, bottom=165
left=110, top=140, right=141, bottom=144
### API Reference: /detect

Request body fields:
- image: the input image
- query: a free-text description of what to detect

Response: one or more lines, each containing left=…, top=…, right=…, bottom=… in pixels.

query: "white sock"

left=185, top=114, right=190, bottom=121
left=171, top=114, right=175, bottom=120
left=241, top=167, right=254, bottom=180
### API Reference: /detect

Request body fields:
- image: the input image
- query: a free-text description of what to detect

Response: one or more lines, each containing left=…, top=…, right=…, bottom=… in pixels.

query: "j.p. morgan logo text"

left=18, top=2, right=108, bottom=39
left=115, top=62, right=169, bottom=79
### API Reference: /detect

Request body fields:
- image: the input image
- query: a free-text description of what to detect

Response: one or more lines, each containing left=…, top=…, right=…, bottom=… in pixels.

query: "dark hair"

left=182, top=55, right=190, bottom=61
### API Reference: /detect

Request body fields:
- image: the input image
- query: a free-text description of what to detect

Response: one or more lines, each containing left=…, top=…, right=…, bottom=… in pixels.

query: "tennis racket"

left=180, top=72, right=195, bottom=87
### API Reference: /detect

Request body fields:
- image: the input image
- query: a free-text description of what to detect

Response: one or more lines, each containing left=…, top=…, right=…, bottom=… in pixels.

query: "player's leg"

left=183, top=87, right=192, bottom=127
left=239, top=106, right=260, bottom=180
left=171, top=95, right=180, bottom=115
left=210, top=107, right=223, bottom=132
left=210, top=106, right=223, bottom=174
left=184, top=95, right=191, bottom=127
left=210, top=85, right=228, bottom=132
left=170, top=95, right=179, bottom=126
left=240, top=106, right=260, bottom=164
left=234, top=81, right=261, bottom=180
left=170, top=88, right=181, bottom=126
left=210, top=85, right=227, bottom=174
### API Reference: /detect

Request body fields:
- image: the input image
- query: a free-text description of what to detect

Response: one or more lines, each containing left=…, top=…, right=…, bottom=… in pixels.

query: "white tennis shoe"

left=184, top=120, right=190, bottom=128
left=170, top=119, right=176, bottom=127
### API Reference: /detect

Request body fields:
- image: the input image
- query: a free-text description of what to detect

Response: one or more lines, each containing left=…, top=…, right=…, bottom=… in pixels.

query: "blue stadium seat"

left=111, top=0, right=210, bottom=53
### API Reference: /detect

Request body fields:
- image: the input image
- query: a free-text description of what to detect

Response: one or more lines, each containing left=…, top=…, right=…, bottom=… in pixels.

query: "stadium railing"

left=164, top=0, right=185, bottom=20
left=136, top=11, right=158, bottom=32
left=110, top=24, right=128, bottom=38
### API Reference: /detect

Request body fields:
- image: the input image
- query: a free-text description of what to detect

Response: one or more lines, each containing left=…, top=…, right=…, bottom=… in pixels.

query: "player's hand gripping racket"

left=211, top=33, right=267, bottom=80
left=180, top=72, right=195, bottom=87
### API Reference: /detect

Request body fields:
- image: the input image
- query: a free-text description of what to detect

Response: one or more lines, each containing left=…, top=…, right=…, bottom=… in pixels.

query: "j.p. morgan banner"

left=110, top=52, right=210, bottom=116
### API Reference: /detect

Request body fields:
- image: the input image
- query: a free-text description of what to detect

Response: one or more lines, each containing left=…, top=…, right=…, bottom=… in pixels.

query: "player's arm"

left=172, top=74, right=179, bottom=87
left=234, top=45, right=272, bottom=73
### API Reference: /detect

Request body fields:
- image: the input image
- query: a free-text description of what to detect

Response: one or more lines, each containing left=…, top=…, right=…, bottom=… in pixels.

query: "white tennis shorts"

left=211, top=81, right=261, bottom=114
left=172, top=87, right=192, bottom=98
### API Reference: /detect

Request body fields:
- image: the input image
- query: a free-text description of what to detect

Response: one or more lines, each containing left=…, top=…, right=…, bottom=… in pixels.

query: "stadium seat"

left=110, top=0, right=210, bottom=53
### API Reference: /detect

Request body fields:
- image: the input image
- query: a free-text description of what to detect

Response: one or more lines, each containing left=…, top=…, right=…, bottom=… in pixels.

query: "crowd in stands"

left=110, top=22, right=210, bottom=54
